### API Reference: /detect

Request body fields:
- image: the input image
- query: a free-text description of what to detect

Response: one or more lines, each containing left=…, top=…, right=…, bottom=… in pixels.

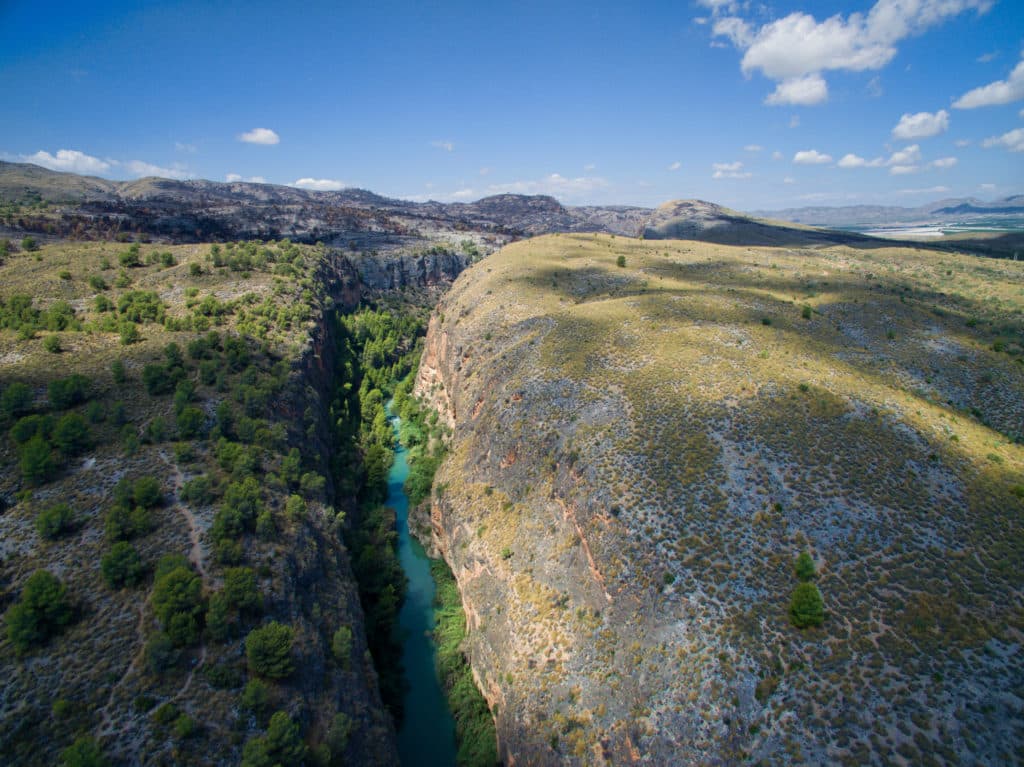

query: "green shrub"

left=36, top=503, right=74, bottom=540
left=10, top=414, right=52, bottom=444
left=240, top=679, right=272, bottom=720
left=182, top=475, right=214, bottom=506
left=6, top=570, right=73, bottom=655
left=19, top=434, right=55, bottom=484
left=241, top=711, right=307, bottom=767
left=616, top=255, right=626, bottom=268
left=43, top=334, right=62, bottom=353
left=790, top=582, right=825, bottom=628
left=331, top=625, right=353, bottom=669
left=59, top=736, right=109, bottom=767
left=53, top=412, right=91, bottom=456
left=88, top=275, right=108, bottom=291
left=1, top=381, right=33, bottom=418
left=223, top=567, right=262, bottom=613
left=133, top=476, right=163, bottom=508
left=104, top=504, right=152, bottom=540
left=176, top=406, right=206, bottom=439
left=101, top=542, right=145, bottom=588
left=48, top=374, right=90, bottom=409
left=795, top=551, right=816, bottom=581
left=245, top=622, right=294, bottom=679
left=144, top=631, right=178, bottom=674
left=151, top=563, right=203, bottom=646
left=110, top=358, right=126, bottom=384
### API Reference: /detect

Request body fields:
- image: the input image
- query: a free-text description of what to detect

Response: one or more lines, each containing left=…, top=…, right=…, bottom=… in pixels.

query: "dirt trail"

left=158, top=450, right=208, bottom=582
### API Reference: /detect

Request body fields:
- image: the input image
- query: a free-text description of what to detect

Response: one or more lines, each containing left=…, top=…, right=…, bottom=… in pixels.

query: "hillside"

left=414, top=233, right=1024, bottom=764
left=0, top=237, right=466, bottom=765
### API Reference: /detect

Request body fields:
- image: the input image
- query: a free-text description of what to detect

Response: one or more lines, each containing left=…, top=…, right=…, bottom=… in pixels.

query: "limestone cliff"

left=415, top=233, right=1024, bottom=765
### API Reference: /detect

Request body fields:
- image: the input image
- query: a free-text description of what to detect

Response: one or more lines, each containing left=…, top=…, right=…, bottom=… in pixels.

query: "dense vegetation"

left=0, top=239, right=392, bottom=766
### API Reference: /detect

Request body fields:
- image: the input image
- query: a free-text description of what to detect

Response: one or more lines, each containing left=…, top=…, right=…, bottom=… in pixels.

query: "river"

left=387, top=403, right=457, bottom=766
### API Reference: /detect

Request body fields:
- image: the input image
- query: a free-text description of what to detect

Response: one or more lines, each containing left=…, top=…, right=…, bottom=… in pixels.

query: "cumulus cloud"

left=930, top=156, right=958, bottom=168
left=892, top=109, right=949, bottom=139
left=226, top=174, right=267, bottom=183
left=981, top=127, right=1024, bottom=152
left=711, top=161, right=752, bottom=179
left=121, top=160, right=188, bottom=179
left=886, top=144, right=922, bottom=166
left=793, top=149, right=832, bottom=164
left=667, top=161, right=681, bottom=171
left=954, top=55, right=1024, bottom=108
left=764, top=73, right=828, bottom=105
left=954, top=138, right=972, bottom=147
left=291, top=177, right=346, bottom=191
left=431, top=140, right=455, bottom=152
left=238, top=128, right=280, bottom=145
left=485, top=173, right=611, bottom=201
left=838, top=153, right=884, bottom=168
left=744, top=144, right=763, bottom=152
left=706, top=1, right=992, bottom=106
left=27, top=149, right=110, bottom=174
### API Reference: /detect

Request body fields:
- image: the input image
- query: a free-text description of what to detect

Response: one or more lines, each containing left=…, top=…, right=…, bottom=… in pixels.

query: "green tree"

left=53, top=412, right=92, bottom=456
left=176, top=406, right=206, bottom=439
left=21, top=236, right=38, bottom=252
left=223, top=567, right=262, bottom=613
left=151, top=564, right=203, bottom=645
left=101, top=542, right=145, bottom=588
left=110, top=358, right=127, bottom=384
left=240, top=678, right=272, bottom=721
left=332, top=625, right=353, bottom=669
left=6, top=569, right=73, bottom=654
left=245, top=622, right=294, bottom=679
left=36, top=503, right=74, bottom=540
left=790, top=582, right=825, bottom=628
left=795, top=551, right=816, bottom=582
left=48, top=374, right=90, bottom=410
left=19, top=434, right=55, bottom=484
left=59, top=736, right=109, bottom=767
left=132, top=476, right=163, bottom=508
left=241, top=711, right=307, bottom=767
left=1, top=381, right=33, bottom=418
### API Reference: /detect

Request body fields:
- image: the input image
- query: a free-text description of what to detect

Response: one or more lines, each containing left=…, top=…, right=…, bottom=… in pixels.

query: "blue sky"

left=1, top=0, right=1022, bottom=210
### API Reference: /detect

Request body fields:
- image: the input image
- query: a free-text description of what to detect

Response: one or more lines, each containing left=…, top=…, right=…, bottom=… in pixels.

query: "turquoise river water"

left=387, top=404, right=457, bottom=766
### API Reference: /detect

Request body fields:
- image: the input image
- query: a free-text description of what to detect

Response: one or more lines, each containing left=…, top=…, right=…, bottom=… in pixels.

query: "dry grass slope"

left=418, top=233, right=1024, bottom=765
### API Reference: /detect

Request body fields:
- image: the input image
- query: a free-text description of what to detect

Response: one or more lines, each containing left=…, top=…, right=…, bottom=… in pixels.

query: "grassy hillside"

left=417, top=233, right=1024, bottom=764
left=0, top=239, right=396, bottom=765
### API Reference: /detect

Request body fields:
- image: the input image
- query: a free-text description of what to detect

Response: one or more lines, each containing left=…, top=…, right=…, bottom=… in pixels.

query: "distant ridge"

left=752, top=196, right=1024, bottom=228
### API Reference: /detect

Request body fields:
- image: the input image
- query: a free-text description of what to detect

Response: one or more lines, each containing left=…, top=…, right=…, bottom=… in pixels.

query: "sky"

left=1, top=0, right=1022, bottom=210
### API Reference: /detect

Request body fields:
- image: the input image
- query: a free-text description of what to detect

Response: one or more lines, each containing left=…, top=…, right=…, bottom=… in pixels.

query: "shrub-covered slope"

left=0, top=239, right=399, bottom=765
left=415, top=233, right=1024, bottom=765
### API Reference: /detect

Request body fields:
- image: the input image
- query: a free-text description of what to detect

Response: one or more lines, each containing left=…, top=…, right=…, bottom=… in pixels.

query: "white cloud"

left=889, top=164, right=919, bottom=174
left=930, top=156, right=957, bottom=168
left=887, top=144, right=922, bottom=166
left=174, top=141, right=197, bottom=153
left=765, top=73, right=828, bottom=105
left=892, top=109, right=949, bottom=139
left=977, top=51, right=998, bottom=63
left=583, top=163, right=596, bottom=170
left=711, top=161, right=752, bottom=179
left=772, top=150, right=784, bottom=160
left=954, top=55, right=1024, bottom=108
left=708, top=1, right=992, bottom=106
left=954, top=138, right=972, bottom=146
left=226, top=174, right=267, bottom=183
left=783, top=176, right=796, bottom=184
left=667, top=161, right=681, bottom=171
left=27, top=149, right=110, bottom=174
left=479, top=167, right=491, bottom=176
left=896, top=185, right=950, bottom=195
left=291, top=177, right=347, bottom=190
left=122, top=160, right=188, bottom=179
left=866, top=76, right=884, bottom=97
left=789, top=115, right=800, bottom=128
left=981, top=127, right=1024, bottom=152
left=744, top=144, right=763, bottom=152
left=979, top=182, right=997, bottom=191
left=238, top=128, right=280, bottom=145
left=431, top=140, right=454, bottom=152
left=838, top=153, right=884, bottom=168
left=793, top=149, right=832, bottom=164
left=485, top=173, right=611, bottom=200
left=449, top=189, right=476, bottom=200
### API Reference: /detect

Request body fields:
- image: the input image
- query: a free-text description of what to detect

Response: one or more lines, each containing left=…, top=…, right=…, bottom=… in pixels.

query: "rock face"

left=414, top=233, right=1024, bottom=765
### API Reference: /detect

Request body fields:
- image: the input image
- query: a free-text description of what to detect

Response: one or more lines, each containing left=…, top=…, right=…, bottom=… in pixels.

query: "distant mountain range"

left=752, top=196, right=1024, bottom=228
left=2, top=161, right=1021, bottom=257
